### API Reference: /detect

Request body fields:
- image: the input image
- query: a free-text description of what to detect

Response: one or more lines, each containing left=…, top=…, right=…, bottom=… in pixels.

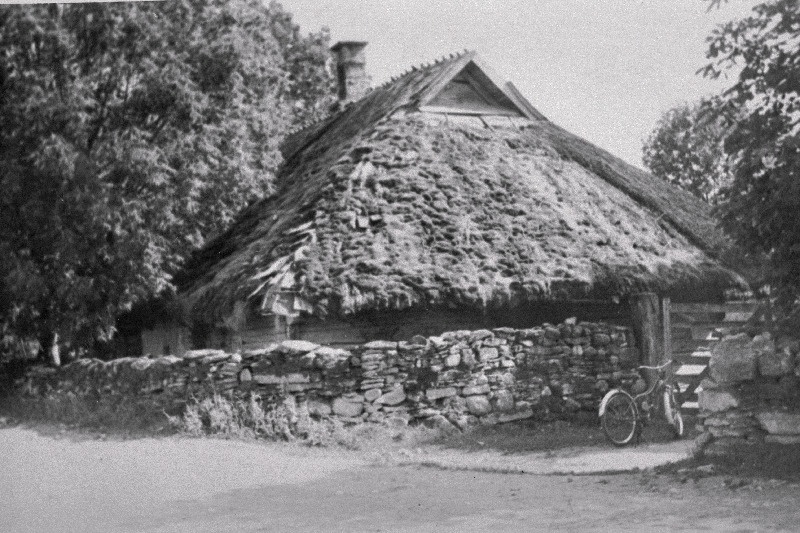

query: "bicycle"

left=598, top=360, right=684, bottom=446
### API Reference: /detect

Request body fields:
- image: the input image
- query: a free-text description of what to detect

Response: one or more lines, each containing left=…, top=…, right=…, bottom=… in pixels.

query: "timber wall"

left=140, top=301, right=629, bottom=357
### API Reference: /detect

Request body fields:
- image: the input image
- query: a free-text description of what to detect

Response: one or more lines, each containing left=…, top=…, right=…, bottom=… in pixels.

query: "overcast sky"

left=280, top=0, right=760, bottom=169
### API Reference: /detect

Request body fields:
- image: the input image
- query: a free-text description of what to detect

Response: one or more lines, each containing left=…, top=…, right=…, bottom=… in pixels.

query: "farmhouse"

left=139, top=42, right=746, bottom=357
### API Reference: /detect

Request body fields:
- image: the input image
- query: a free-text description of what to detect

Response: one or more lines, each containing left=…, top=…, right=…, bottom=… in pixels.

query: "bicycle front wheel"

left=601, top=391, right=638, bottom=446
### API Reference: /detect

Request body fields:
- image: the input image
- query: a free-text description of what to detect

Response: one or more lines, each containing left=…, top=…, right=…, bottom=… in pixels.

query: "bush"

left=170, top=393, right=313, bottom=441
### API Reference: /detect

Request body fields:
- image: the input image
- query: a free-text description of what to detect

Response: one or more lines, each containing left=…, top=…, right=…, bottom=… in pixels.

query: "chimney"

left=331, top=41, right=370, bottom=103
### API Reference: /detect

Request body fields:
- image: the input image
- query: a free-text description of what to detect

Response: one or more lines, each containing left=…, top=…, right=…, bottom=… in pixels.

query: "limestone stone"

left=564, top=397, right=581, bottom=412
left=238, top=368, right=252, bottom=382
left=592, top=333, right=611, bottom=346
left=342, top=392, right=365, bottom=402
left=307, top=399, right=332, bottom=416
left=492, top=390, right=515, bottom=412
left=423, top=414, right=459, bottom=434
left=201, top=352, right=230, bottom=365
left=279, top=340, right=320, bottom=354
left=332, top=398, right=364, bottom=418
left=466, top=395, right=492, bottom=416
left=544, top=327, right=561, bottom=340
left=765, top=434, right=800, bottom=444
left=498, top=407, right=534, bottom=423
left=755, top=334, right=792, bottom=377
left=448, top=414, right=471, bottom=431
left=447, top=395, right=468, bottom=413
left=312, top=346, right=351, bottom=369
left=376, top=387, right=406, bottom=406
left=131, top=358, right=153, bottom=371
left=698, top=378, right=721, bottom=391
left=444, top=352, right=461, bottom=367
left=426, top=387, right=457, bottom=401
left=709, top=333, right=757, bottom=383
left=366, top=412, right=385, bottom=424
left=478, top=347, right=499, bottom=361
left=461, top=383, right=489, bottom=396
left=252, top=373, right=282, bottom=385
left=469, top=329, right=494, bottom=342
left=183, top=349, right=225, bottom=361
left=756, top=410, right=800, bottom=435
left=364, top=388, right=382, bottom=402
left=299, top=352, right=316, bottom=369
left=698, top=388, right=740, bottom=413
left=363, top=340, right=398, bottom=350
left=409, top=335, right=427, bottom=346
left=428, top=337, right=448, bottom=350
left=461, top=349, right=476, bottom=367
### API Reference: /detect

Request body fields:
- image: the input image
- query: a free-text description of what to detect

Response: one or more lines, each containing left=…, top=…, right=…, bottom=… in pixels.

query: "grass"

left=0, top=390, right=175, bottom=435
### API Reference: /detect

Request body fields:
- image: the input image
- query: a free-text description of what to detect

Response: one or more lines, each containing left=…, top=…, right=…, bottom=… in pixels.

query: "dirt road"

left=2, top=426, right=799, bottom=532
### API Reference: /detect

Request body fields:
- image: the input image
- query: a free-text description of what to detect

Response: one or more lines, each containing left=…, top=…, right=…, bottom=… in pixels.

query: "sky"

left=279, top=0, right=760, bottom=169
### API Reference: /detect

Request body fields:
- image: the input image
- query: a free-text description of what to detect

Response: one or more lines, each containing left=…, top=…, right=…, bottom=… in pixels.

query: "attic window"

left=423, top=63, right=524, bottom=117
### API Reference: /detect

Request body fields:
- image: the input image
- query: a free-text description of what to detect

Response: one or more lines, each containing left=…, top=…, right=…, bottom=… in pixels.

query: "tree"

left=0, top=1, right=335, bottom=360
left=699, top=0, right=800, bottom=309
left=643, top=98, right=732, bottom=204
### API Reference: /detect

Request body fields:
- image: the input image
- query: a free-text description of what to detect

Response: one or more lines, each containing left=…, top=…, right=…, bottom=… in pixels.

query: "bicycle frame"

left=598, top=360, right=684, bottom=445
left=598, top=362, right=676, bottom=422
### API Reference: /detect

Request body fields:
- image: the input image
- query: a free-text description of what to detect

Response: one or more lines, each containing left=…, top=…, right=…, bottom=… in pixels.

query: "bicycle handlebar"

left=637, top=360, right=674, bottom=371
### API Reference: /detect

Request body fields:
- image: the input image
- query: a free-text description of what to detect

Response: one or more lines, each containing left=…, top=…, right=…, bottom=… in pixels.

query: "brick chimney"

left=331, top=41, right=370, bottom=103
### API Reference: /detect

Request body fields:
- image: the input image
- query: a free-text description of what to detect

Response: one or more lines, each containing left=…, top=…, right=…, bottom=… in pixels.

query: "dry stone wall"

left=20, top=321, right=640, bottom=429
left=699, top=332, right=800, bottom=450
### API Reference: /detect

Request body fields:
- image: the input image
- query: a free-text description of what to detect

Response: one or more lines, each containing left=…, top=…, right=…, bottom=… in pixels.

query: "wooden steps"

left=665, top=300, right=761, bottom=413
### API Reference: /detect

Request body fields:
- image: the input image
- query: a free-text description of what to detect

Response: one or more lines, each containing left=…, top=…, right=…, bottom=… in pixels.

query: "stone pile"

left=699, top=332, right=800, bottom=449
left=20, top=320, right=641, bottom=430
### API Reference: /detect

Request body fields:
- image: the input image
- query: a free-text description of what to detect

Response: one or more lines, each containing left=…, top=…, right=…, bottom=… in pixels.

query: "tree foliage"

left=0, top=0, right=334, bottom=357
left=700, top=0, right=800, bottom=303
left=643, top=98, right=732, bottom=204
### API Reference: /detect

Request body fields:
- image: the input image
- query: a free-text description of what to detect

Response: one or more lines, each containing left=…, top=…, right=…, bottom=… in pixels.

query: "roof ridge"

left=283, top=49, right=476, bottom=140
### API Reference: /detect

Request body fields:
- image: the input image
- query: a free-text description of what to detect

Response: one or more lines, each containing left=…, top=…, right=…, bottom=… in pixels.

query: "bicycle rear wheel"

left=663, top=388, right=685, bottom=438
left=601, top=392, right=638, bottom=446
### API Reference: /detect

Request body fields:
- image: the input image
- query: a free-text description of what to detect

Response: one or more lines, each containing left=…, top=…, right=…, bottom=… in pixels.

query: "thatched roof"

left=177, top=51, right=747, bottom=324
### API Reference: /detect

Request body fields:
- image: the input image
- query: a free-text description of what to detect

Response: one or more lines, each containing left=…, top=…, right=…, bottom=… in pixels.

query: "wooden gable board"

left=418, top=55, right=538, bottom=119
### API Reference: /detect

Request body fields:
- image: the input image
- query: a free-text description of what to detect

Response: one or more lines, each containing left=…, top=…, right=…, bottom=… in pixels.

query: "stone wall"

left=19, top=320, right=640, bottom=429
left=699, top=332, right=800, bottom=450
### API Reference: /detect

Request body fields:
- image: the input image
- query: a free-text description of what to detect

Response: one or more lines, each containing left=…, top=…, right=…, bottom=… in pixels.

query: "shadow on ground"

left=425, top=411, right=698, bottom=456
left=658, top=441, right=800, bottom=483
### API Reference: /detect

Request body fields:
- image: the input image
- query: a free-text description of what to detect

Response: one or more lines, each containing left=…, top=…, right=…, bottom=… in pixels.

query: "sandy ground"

left=2, top=426, right=800, bottom=532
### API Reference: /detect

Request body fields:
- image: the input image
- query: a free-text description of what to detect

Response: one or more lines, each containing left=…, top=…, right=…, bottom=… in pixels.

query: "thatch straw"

left=177, top=53, right=747, bottom=324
